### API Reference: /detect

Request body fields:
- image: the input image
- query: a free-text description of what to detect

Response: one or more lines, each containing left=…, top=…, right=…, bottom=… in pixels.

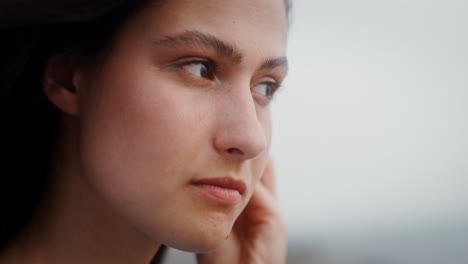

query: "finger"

left=240, top=179, right=279, bottom=225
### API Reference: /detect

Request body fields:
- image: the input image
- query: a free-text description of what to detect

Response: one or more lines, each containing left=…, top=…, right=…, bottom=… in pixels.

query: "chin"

left=162, top=213, right=236, bottom=253
left=168, top=236, right=226, bottom=254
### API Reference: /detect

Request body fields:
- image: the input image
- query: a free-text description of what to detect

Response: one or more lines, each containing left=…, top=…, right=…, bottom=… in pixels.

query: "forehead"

left=127, top=0, right=288, bottom=56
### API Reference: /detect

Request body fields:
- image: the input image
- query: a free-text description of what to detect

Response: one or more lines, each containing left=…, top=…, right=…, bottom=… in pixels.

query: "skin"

left=0, top=0, right=288, bottom=263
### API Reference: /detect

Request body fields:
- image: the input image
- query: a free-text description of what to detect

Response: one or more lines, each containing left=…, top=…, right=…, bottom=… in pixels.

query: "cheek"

left=256, top=105, right=273, bottom=156
left=77, top=65, right=205, bottom=208
left=244, top=108, right=272, bottom=193
left=261, top=109, right=273, bottom=145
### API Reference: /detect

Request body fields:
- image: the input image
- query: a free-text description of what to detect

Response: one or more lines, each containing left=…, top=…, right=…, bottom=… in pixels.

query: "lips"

left=191, top=177, right=247, bottom=205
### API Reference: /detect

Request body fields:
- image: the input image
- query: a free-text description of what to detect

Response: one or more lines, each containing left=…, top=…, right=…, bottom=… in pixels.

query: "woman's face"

left=76, top=0, right=288, bottom=252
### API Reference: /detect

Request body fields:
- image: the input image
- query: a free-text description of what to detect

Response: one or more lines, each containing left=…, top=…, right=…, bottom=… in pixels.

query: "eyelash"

left=176, top=58, right=281, bottom=101
left=253, top=81, right=281, bottom=101
left=176, top=59, right=217, bottom=81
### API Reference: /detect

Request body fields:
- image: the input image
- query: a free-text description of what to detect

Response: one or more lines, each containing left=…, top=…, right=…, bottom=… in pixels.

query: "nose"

left=213, top=85, right=268, bottom=162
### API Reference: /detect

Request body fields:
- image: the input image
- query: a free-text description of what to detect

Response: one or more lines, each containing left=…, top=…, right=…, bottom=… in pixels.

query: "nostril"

left=227, top=148, right=244, bottom=155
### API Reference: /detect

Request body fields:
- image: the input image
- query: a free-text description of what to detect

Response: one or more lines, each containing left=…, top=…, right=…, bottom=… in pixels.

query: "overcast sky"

left=271, top=0, right=468, bottom=239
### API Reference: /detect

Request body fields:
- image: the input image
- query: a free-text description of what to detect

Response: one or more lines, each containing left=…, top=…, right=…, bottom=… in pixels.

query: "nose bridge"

left=214, top=84, right=267, bottom=160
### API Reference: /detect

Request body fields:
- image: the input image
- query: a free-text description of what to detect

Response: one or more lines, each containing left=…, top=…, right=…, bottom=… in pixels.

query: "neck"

left=1, top=119, right=161, bottom=264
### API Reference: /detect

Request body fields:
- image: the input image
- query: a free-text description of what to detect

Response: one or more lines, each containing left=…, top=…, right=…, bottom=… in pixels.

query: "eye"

left=252, top=81, right=281, bottom=101
left=180, top=60, right=216, bottom=80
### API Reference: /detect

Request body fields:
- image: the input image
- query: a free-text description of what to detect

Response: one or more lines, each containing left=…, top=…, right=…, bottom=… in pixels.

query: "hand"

left=196, top=159, right=287, bottom=264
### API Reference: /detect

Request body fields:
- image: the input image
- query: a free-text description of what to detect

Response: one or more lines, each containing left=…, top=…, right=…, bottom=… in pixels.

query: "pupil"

left=266, top=86, right=272, bottom=97
left=200, top=64, right=209, bottom=78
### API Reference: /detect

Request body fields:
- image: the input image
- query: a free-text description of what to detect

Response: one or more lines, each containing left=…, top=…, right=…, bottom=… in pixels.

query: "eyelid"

left=174, top=56, right=210, bottom=64
left=252, top=79, right=282, bottom=104
left=173, top=57, right=216, bottom=70
left=264, top=81, right=282, bottom=95
left=258, top=76, right=282, bottom=91
left=168, top=57, right=284, bottom=101
left=172, top=57, right=217, bottom=81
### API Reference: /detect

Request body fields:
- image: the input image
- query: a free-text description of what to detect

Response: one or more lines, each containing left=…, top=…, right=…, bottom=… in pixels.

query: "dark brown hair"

left=0, top=0, right=152, bottom=251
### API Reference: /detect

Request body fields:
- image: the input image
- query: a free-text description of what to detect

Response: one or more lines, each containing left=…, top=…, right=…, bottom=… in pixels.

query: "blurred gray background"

left=166, top=0, right=468, bottom=263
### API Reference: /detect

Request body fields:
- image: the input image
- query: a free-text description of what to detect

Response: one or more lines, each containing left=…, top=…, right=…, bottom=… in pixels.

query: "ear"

left=42, top=52, right=86, bottom=116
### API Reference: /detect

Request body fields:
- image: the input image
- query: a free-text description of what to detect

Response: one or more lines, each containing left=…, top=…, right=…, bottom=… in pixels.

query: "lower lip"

left=191, top=184, right=242, bottom=205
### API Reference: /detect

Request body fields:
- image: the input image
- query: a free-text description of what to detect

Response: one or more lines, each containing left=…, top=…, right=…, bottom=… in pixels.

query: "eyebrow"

left=153, top=30, right=288, bottom=73
left=258, top=57, right=289, bottom=73
left=153, top=30, right=244, bottom=64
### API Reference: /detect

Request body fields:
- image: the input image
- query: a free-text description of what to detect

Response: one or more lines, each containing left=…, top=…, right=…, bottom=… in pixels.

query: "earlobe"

left=42, top=52, right=83, bottom=116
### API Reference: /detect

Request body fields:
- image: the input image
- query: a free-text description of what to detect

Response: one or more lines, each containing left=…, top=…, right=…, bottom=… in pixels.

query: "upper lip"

left=191, top=177, right=247, bottom=194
